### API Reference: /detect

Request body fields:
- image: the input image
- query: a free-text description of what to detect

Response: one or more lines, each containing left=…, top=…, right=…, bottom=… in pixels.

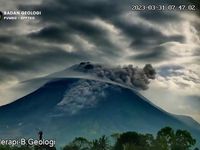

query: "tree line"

left=0, top=127, right=199, bottom=150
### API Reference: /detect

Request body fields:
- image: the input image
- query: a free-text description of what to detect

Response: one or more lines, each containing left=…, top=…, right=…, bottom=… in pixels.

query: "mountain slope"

left=0, top=78, right=199, bottom=147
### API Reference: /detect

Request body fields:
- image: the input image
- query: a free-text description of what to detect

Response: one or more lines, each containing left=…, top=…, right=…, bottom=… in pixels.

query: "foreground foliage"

left=63, top=127, right=198, bottom=150
left=0, top=127, right=199, bottom=150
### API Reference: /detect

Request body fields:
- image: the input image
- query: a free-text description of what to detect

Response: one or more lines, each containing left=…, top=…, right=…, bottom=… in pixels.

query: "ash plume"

left=71, top=62, right=156, bottom=90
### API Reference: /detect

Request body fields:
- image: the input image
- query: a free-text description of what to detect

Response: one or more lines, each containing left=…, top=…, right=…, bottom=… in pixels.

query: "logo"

left=0, top=11, right=3, bottom=21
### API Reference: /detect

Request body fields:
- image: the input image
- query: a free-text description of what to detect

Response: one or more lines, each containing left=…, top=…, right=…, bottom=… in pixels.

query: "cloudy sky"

left=0, top=0, right=200, bottom=122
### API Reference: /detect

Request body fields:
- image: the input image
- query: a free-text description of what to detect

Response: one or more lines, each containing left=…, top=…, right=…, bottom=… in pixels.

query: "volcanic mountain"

left=0, top=62, right=199, bottom=147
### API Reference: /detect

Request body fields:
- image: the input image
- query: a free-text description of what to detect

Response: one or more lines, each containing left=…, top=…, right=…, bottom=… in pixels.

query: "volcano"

left=0, top=63, right=199, bottom=147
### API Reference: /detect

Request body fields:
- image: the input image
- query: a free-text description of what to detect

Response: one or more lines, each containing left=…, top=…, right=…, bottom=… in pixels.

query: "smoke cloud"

left=71, top=62, right=156, bottom=90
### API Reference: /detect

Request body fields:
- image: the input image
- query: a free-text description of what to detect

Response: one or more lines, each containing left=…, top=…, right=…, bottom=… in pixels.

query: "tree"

left=63, top=137, right=90, bottom=150
left=0, top=145, right=34, bottom=150
left=91, top=135, right=110, bottom=150
left=62, top=127, right=197, bottom=150
left=0, top=145, right=13, bottom=150
left=114, top=131, right=151, bottom=150
left=71, top=137, right=91, bottom=150
left=172, top=129, right=196, bottom=150
left=154, top=127, right=196, bottom=150
left=155, top=127, right=175, bottom=150
left=144, top=134, right=155, bottom=149
left=63, top=145, right=79, bottom=150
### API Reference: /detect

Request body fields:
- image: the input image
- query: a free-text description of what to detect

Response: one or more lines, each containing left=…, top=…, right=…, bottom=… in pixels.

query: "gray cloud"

left=156, top=64, right=200, bottom=91
left=0, top=35, right=13, bottom=43
left=71, top=62, right=156, bottom=90
left=112, top=18, right=185, bottom=54
left=157, top=65, right=184, bottom=77
left=22, top=0, right=187, bottom=66
left=0, top=0, right=199, bottom=99
left=193, top=48, right=200, bottom=56
left=18, top=0, right=125, bottom=22
left=185, top=96, right=200, bottom=110
left=0, top=44, right=89, bottom=84
left=129, top=46, right=167, bottom=62
left=0, top=0, right=198, bottom=75
left=138, top=11, right=180, bottom=23
left=28, top=26, right=71, bottom=43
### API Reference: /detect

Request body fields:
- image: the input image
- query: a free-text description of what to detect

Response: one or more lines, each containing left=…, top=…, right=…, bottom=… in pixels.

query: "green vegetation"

left=59, top=127, right=199, bottom=150
left=0, top=144, right=56, bottom=150
left=0, top=127, right=198, bottom=150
